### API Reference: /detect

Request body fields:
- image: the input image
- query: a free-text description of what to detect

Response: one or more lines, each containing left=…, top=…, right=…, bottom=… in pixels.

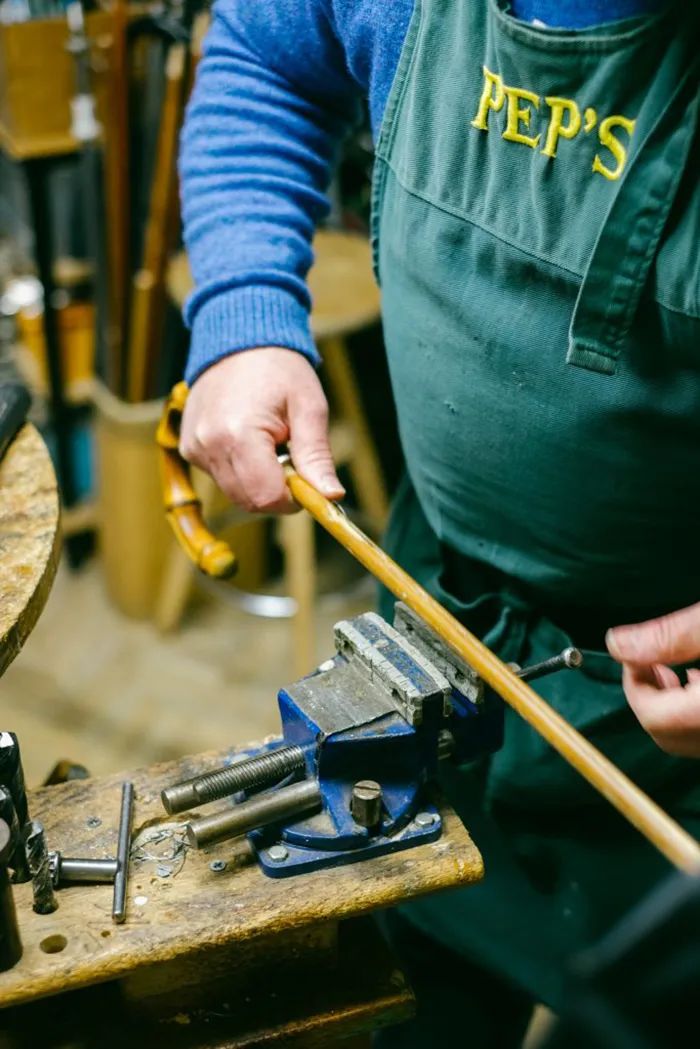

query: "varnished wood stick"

left=103, top=0, right=130, bottom=394
left=127, top=42, right=186, bottom=403
left=282, top=463, right=700, bottom=875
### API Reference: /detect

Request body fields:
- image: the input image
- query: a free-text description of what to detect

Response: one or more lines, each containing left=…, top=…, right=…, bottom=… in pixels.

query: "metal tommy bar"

left=186, top=779, right=322, bottom=850
left=112, top=782, right=134, bottom=924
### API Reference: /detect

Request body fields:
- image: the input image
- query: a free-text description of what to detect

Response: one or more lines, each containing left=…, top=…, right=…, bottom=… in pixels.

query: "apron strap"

left=568, top=34, right=700, bottom=376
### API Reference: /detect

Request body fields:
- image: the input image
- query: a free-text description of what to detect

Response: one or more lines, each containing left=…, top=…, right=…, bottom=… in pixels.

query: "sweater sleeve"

left=180, top=0, right=362, bottom=382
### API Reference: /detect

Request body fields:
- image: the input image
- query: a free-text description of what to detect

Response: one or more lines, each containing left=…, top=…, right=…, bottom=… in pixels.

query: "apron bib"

left=372, top=0, right=700, bottom=1005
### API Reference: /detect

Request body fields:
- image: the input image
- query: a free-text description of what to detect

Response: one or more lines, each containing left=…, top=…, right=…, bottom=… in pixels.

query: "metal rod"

left=282, top=463, right=700, bottom=875
left=24, top=821, right=57, bottom=915
left=186, top=779, right=322, bottom=850
left=50, top=854, right=118, bottom=886
left=112, top=782, right=134, bottom=924
left=162, top=745, right=306, bottom=815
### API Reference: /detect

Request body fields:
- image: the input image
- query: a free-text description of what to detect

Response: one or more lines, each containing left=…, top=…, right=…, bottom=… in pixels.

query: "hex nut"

left=267, top=844, right=289, bottom=863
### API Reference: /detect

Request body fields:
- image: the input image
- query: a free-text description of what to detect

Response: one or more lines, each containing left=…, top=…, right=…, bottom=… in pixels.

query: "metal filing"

left=165, top=603, right=582, bottom=878
left=112, top=782, right=134, bottom=924
left=24, top=820, right=58, bottom=915
left=0, top=818, right=22, bottom=971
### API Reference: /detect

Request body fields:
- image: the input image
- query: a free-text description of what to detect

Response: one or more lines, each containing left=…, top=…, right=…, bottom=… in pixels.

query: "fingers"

left=288, top=390, right=345, bottom=500
left=622, top=664, right=700, bottom=758
left=606, top=601, right=700, bottom=666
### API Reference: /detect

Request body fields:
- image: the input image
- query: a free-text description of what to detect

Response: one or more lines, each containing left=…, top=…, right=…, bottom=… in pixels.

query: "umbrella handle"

left=156, top=382, right=237, bottom=578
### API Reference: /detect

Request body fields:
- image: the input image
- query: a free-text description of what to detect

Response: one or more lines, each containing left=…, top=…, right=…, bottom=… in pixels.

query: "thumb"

left=606, top=601, right=700, bottom=666
left=288, top=396, right=345, bottom=500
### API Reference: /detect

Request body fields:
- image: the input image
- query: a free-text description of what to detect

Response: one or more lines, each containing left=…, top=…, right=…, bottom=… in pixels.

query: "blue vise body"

left=251, top=604, right=504, bottom=877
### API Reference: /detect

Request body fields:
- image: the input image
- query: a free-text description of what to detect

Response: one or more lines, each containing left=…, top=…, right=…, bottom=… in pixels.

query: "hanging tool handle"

left=156, top=382, right=237, bottom=578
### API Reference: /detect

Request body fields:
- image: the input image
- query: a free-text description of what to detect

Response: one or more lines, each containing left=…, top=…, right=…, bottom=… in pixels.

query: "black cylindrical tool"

left=0, top=819, right=22, bottom=971
left=0, top=732, right=29, bottom=830
left=24, top=821, right=58, bottom=915
left=0, top=384, right=30, bottom=465
left=0, top=786, right=29, bottom=884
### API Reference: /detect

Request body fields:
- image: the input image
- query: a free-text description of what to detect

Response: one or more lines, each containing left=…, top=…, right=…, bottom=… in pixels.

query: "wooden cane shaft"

left=283, top=464, right=700, bottom=875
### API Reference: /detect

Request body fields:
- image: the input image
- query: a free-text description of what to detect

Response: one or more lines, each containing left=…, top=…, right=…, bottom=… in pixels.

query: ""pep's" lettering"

left=471, top=66, right=636, bottom=181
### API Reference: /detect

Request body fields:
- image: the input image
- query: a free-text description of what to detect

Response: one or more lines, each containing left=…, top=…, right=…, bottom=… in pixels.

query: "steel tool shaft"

left=112, top=782, right=134, bottom=924
left=186, top=779, right=322, bottom=849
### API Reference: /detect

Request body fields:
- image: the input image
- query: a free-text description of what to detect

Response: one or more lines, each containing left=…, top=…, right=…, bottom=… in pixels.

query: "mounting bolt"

left=85, top=816, right=101, bottom=829
left=350, top=781, right=383, bottom=829
left=414, top=811, right=436, bottom=829
left=267, top=844, right=289, bottom=863
left=209, top=859, right=227, bottom=873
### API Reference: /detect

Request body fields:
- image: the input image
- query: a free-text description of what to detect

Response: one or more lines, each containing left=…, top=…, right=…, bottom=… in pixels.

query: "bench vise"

left=161, top=604, right=581, bottom=878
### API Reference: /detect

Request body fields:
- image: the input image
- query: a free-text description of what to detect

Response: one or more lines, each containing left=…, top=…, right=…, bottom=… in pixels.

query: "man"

left=178, top=1, right=700, bottom=1043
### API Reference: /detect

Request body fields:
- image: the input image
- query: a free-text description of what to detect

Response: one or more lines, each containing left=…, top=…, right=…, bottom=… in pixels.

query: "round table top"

left=166, top=228, right=381, bottom=341
left=0, top=424, right=60, bottom=677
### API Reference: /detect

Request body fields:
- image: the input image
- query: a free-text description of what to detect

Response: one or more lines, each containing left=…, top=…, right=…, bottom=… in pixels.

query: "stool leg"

left=320, top=336, right=389, bottom=533
left=153, top=472, right=219, bottom=632
left=277, top=511, right=316, bottom=678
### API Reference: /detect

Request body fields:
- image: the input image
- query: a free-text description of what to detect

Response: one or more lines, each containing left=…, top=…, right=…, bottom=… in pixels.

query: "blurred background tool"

left=0, top=382, right=28, bottom=463
left=0, top=818, right=22, bottom=973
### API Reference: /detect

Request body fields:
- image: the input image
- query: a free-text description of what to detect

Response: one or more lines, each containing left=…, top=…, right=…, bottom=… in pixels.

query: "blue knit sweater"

left=180, top=0, right=666, bottom=382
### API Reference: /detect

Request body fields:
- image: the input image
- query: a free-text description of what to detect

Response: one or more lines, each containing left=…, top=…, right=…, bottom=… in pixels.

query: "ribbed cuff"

left=185, top=285, right=320, bottom=384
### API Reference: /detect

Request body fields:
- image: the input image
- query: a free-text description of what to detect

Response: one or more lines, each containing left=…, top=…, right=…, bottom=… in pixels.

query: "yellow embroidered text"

left=472, top=67, right=636, bottom=180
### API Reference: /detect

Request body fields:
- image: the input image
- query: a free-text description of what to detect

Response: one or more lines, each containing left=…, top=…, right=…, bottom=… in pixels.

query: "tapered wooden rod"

left=283, top=463, right=700, bottom=875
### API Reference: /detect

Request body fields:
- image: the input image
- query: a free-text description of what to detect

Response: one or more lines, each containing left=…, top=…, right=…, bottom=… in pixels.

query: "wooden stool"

left=156, top=230, right=388, bottom=678
left=0, top=425, right=60, bottom=677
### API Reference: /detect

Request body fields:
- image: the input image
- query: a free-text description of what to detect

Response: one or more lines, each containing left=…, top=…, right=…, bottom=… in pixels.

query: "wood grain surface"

left=0, top=746, right=483, bottom=1010
left=0, top=424, right=60, bottom=678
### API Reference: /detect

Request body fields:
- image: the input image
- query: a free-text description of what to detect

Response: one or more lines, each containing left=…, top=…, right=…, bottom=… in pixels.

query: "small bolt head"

left=267, top=844, right=289, bottom=863
left=414, top=811, right=436, bottom=828
left=86, top=816, right=101, bottom=829
left=209, top=859, right=227, bottom=873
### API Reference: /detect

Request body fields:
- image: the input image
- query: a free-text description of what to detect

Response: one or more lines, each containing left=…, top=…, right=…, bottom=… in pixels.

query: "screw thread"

left=194, top=746, right=305, bottom=804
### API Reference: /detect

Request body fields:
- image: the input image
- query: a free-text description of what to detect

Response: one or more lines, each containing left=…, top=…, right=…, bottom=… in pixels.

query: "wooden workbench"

left=0, top=746, right=484, bottom=1046
left=0, top=423, right=60, bottom=677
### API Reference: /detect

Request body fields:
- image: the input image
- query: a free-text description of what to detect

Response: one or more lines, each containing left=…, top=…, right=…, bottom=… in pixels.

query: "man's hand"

left=607, top=603, right=700, bottom=757
left=179, top=347, right=345, bottom=514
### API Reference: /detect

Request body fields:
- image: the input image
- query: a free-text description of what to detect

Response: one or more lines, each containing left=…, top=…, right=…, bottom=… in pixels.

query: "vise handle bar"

left=157, top=382, right=700, bottom=876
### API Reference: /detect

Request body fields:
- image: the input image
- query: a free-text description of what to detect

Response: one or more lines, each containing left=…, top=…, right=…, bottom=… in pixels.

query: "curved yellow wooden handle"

left=156, top=382, right=237, bottom=578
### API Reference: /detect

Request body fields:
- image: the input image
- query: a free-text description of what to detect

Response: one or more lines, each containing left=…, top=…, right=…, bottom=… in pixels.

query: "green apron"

left=372, top=0, right=700, bottom=1008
